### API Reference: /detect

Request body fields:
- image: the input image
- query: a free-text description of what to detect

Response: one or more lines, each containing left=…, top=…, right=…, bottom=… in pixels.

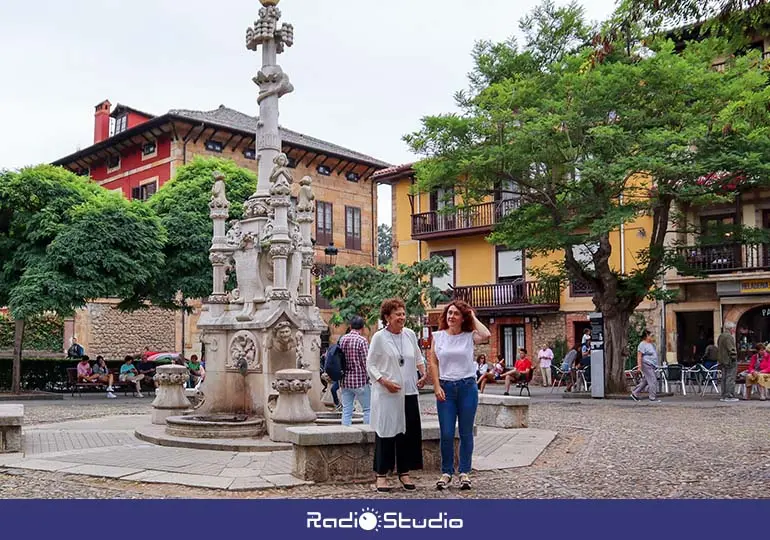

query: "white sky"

left=0, top=0, right=615, bottom=225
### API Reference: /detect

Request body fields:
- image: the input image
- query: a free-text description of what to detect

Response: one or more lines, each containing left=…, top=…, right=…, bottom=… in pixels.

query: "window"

left=205, top=140, right=224, bottom=153
left=317, top=164, right=331, bottom=176
left=497, top=249, right=523, bottom=282
left=141, top=141, right=157, bottom=157
left=243, top=148, right=256, bottom=160
left=75, top=167, right=90, bottom=177
left=114, top=114, right=128, bottom=135
left=131, top=181, right=157, bottom=202
left=107, top=154, right=121, bottom=172
left=501, top=325, right=526, bottom=368
left=315, top=276, right=332, bottom=309
left=316, top=201, right=333, bottom=246
left=287, top=156, right=297, bottom=168
left=345, top=206, right=362, bottom=250
left=430, top=250, right=455, bottom=292
left=570, top=243, right=598, bottom=297
left=346, top=172, right=360, bottom=183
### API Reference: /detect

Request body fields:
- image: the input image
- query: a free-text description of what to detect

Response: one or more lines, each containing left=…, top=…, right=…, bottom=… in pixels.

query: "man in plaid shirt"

left=338, top=315, right=371, bottom=426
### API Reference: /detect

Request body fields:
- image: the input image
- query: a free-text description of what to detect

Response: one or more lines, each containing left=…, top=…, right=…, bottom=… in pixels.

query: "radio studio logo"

left=306, top=507, right=464, bottom=531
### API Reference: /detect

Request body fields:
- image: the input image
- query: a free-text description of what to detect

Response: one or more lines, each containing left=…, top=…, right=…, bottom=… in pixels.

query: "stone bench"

left=476, top=394, right=529, bottom=428
left=286, top=420, right=474, bottom=483
left=0, top=404, right=23, bottom=453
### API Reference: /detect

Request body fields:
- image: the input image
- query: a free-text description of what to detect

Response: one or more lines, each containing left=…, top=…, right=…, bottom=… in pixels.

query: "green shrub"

left=0, top=314, right=64, bottom=352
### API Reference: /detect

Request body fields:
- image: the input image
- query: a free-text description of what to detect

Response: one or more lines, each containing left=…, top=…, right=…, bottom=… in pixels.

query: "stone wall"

left=75, top=301, right=177, bottom=360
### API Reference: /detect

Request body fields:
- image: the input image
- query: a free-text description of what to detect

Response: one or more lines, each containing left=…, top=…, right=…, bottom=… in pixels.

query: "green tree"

left=377, top=224, right=393, bottom=266
left=140, top=157, right=257, bottom=310
left=404, top=5, right=770, bottom=392
left=318, top=257, right=450, bottom=331
left=0, top=165, right=166, bottom=393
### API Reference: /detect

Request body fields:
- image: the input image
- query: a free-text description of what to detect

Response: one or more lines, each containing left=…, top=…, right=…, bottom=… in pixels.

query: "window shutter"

left=131, top=187, right=142, bottom=200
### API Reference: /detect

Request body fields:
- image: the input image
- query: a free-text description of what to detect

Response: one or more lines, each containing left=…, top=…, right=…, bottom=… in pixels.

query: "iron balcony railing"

left=452, top=280, right=560, bottom=310
left=411, top=199, right=519, bottom=239
left=674, top=243, right=770, bottom=274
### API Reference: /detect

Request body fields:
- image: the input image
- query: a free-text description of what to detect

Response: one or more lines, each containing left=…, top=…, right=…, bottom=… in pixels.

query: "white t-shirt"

left=432, top=330, right=476, bottom=381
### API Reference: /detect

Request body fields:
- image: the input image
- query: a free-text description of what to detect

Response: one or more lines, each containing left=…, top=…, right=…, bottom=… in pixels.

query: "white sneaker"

left=136, top=392, right=144, bottom=398
left=106, top=386, right=114, bottom=392
left=725, top=397, right=739, bottom=402
left=106, top=392, right=117, bottom=399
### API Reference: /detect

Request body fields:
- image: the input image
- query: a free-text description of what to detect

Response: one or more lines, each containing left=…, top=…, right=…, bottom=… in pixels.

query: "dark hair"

left=190, top=354, right=198, bottom=361
left=519, top=348, right=527, bottom=354
left=95, top=355, right=103, bottom=362
left=476, top=354, right=487, bottom=363
left=497, top=353, right=504, bottom=362
left=350, top=315, right=365, bottom=330
left=642, top=330, right=653, bottom=340
left=438, top=300, right=474, bottom=332
left=80, top=355, right=90, bottom=362
left=380, top=298, right=406, bottom=326
left=123, top=355, right=134, bottom=362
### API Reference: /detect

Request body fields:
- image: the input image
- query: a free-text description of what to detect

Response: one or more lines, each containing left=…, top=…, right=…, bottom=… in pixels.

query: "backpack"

left=323, top=342, right=346, bottom=382
left=67, top=343, right=84, bottom=359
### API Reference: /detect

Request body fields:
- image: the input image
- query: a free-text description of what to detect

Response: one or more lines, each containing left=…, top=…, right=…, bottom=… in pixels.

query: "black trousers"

left=373, top=394, right=423, bottom=475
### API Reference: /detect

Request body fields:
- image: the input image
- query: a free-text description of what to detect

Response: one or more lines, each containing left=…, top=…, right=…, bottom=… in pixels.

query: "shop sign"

left=740, top=280, right=770, bottom=294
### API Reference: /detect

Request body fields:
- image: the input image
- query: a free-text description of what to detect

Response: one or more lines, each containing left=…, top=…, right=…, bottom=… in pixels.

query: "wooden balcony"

left=674, top=243, right=770, bottom=274
left=452, top=280, right=560, bottom=314
left=411, top=199, right=519, bottom=240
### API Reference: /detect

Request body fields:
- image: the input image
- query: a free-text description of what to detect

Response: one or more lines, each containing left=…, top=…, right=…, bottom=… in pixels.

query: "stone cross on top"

left=245, top=0, right=295, bottom=199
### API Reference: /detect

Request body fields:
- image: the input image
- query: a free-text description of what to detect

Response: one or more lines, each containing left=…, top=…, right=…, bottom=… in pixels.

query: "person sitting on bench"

left=78, top=356, right=116, bottom=398
left=502, top=348, right=532, bottom=395
left=119, top=356, right=145, bottom=398
left=186, top=354, right=205, bottom=388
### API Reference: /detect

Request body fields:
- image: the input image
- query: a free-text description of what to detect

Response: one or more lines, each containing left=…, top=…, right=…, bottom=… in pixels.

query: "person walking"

left=537, top=343, right=554, bottom=387
left=429, top=300, right=491, bottom=491
left=717, top=322, right=739, bottom=402
left=630, top=330, right=662, bottom=403
left=338, top=315, right=371, bottom=426
left=367, top=298, right=427, bottom=492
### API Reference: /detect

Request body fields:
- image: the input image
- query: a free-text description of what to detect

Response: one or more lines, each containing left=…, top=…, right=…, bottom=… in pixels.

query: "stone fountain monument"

left=182, top=0, right=325, bottom=441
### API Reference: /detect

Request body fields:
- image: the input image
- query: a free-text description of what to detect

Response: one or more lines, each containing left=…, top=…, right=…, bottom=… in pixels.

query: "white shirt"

left=366, top=327, right=423, bottom=438
left=538, top=348, right=553, bottom=369
left=432, top=330, right=476, bottom=381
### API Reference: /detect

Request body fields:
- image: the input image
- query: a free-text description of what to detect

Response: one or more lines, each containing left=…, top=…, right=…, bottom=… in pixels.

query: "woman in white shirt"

left=428, top=300, right=491, bottom=491
left=537, top=344, right=554, bottom=387
left=366, top=298, right=428, bottom=492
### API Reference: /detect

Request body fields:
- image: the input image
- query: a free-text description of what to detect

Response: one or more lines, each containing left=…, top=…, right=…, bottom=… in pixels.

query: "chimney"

left=94, top=99, right=112, bottom=144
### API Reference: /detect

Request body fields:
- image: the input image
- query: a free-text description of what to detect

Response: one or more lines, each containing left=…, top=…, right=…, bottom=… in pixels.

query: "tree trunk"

left=11, top=319, right=25, bottom=394
left=602, top=310, right=631, bottom=394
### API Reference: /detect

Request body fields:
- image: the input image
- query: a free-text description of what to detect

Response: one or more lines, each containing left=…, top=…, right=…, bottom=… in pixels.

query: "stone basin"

left=165, top=414, right=265, bottom=439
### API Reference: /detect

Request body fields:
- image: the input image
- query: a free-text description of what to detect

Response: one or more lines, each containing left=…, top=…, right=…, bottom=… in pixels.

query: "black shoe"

left=630, top=393, right=639, bottom=402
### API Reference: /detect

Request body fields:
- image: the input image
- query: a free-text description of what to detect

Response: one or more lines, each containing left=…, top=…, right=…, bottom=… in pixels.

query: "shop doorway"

left=573, top=321, right=591, bottom=347
left=676, top=311, right=713, bottom=364
left=736, top=305, right=770, bottom=361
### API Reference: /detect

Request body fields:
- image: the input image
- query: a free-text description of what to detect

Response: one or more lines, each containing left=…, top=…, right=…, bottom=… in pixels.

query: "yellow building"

left=374, top=164, right=659, bottom=369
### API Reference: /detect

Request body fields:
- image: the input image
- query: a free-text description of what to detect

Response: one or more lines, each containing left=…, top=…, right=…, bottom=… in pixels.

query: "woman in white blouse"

left=366, top=298, right=428, bottom=492
left=428, top=300, right=491, bottom=490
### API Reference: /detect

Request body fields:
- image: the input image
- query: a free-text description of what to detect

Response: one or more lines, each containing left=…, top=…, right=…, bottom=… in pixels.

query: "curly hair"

left=438, top=300, right=474, bottom=332
left=380, top=297, right=406, bottom=326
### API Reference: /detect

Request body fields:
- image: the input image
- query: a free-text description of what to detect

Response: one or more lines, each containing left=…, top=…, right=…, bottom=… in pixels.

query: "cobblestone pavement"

left=2, top=395, right=769, bottom=499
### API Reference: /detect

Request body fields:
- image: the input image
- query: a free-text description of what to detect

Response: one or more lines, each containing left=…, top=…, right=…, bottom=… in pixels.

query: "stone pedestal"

left=270, top=368, right=316, bottom=442
left=151, top=364, right=192, bottom=425
left=0, top=404, right=23, bottom=453
left=476, top=394, right=530, bottom=428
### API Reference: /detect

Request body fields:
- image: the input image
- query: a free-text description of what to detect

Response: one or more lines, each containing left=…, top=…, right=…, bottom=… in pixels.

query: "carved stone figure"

left=294, top=330, right=308, bottom=369
left=297, top=175, right=315, bottom=213
left=225, top=220, right=244, bottom=247
left=210, top=171, right=229, bottom=209
left=269, top=153, right=293, bottom=196
left=227, top=331, right=261, bottom=372
left=268, top=321, right=296, bottom=353
left=254, top=65, right=294, bottom=104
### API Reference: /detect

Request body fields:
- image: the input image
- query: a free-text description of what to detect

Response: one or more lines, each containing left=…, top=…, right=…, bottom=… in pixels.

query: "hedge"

left=0, top=314, right=64, bottom=352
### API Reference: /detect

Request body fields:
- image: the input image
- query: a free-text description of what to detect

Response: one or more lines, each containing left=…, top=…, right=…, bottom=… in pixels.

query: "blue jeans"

left=340, top=385, right=371, bottom=426
left=436, top=377, right=478, bottom=475
left=331, top=381, right=340, bottom=406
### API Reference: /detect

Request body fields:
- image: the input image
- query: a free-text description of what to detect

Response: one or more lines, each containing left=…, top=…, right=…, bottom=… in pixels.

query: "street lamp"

left=311, top=241, right=338, bottom=277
